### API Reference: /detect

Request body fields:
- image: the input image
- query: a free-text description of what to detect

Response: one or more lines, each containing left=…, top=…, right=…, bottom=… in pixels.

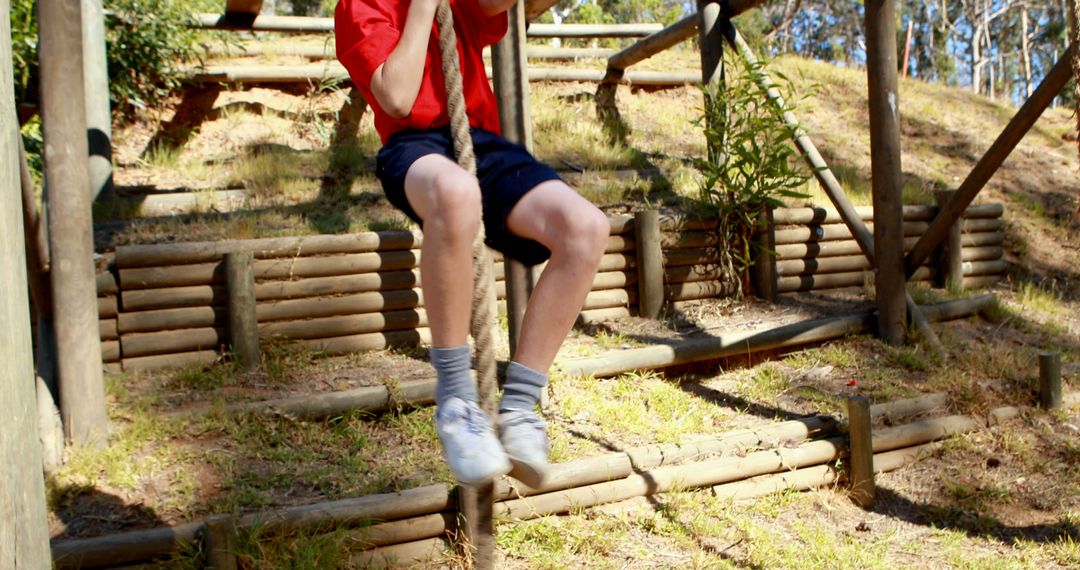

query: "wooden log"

left=867, top=0, right=907, bottom=345
left=120, top=250, right=420, bottom=290
left=497, top=438, right=844, bottom=520
left=847, top=396, right=875, bottom=507
left=751, top=207, right=778, bottom=302
left=51, top=522, right=203, bottom=570
left=172, top=378, right=438, bottom=420
left=121, top=285, right=225, bottom=312
left=962, top=218, right=1003, bottom=233
left=775, top=237, right=919, bottom=260
left=635, top=210, right=663, bottom=319
left=296, top=328, right=431, bottom=356
left=343, top=512, right=455, bottom=549
left=121, top=328, right=224, bottom=358
left=225, top=0, right=263, bottom=14
left=934, top=190, right=964, bottom=290
left=904, top=45, right=1075, bottom=277
left=869, top=393, right=948, bottom=424
left=101, top=340, right=120, bottom=363
left=591, top=270, right=635, bottom=291
left=961, top=246, right=1004, bottom=262
left=773, top=221, right=928, bottom=245
left=596, top=253, right=635, bottom=272
left=608, top=14, right=697, bottom=71
left=527, top=23, right=663, bottom=38
left=114, top=231, right=422, bottom=268
left=1, top=0, right=52, bottom=557
left=667, top=280, right=732, bottom=302
left=777, top=266, right=933, bottom=294
left=660, top=229, right=719, bottom=249
left=121, top=350, right=218, bottom=372
left=962, top=260, right=1007, bottom=276
left=96, top=271, right=118, bottom=295
left=257, top=289, right=422, bottom=323
left=961, top=232, right=1004, bottom=247
left=604, top=234, right=633, bottom=253
left=1039, top=352, right=1062, bottom=409
left=777, top=254, right=875, bottom=277
left=257, top=270, right=420, bottom=301
left=98, top=296, right=118, bottom=319
left=770, top=203, right=1003, bottom=225
left=871, top=415, right=981, bottom=453
left=582, top=289, right=633, bottom=311
left=665, top=264, right=723, bottom=284
left=349, top=537, right=449, bottom=568
left=225, top=252, right=260, bottom=370
left=118, top=306, right=225, bottom=334
left=99, top=319, right=118, bottom=341
left=203, top=515, right=237, bottom=570
left=712, top=464, right=839, bottom=501
left=577, top=307, right=631, bottom=325
left=259, top=309, right=427, bottom=341
left=664, top=248, right=720, bottom=268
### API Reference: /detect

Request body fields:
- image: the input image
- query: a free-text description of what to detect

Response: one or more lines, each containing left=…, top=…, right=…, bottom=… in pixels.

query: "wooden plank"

left=259, top=309, right=427, bottom=341
left=1, top=0, right=52, bottom=558
left=773, top=221, right=928, bottom=245
left=118, top=306, right=225, bottom=334
left=121, top=285, right=225, bottom=312
left=121, top=327, right=225, bottom=358
left=775, top=237, right=919, bottom=260
left=608, top=14, right=697, bottom=71
left=777, top=267, right=933, bottom=294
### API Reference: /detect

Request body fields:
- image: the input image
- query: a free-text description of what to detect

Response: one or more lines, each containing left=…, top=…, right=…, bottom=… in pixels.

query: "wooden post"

left=1, top=0, right=54, bottom=561
left=39, top=0, right=109, bottom=446
left=635, top=210, right=664, bottom=318
left=224, top=252, right=260, bottom=370
left=492, top=0, right=532, bottom=356
left=697, top=2, right=724, bottom=86
left=204, top=515, right=237, bottom=570
left=933, top=190, right=963, bottom=291
left=865, top=0, right=907, bottom=345
left=82, top=0, right=112, bottom=200
left=1038, top=352, right=1062, bottom=410
left=847, top=396, right=875, bottom=508
left=904, top=45, right=1075, bottom=277
left=751, top=206, right=778, bottom=302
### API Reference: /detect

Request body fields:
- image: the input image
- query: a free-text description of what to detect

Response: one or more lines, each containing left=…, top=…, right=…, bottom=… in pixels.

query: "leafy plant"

left=693, top=47, right=809, bottom=297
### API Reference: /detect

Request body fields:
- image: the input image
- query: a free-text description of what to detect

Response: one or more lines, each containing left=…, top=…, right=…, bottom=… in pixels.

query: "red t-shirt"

left=335, top=0, right=508, bottom=144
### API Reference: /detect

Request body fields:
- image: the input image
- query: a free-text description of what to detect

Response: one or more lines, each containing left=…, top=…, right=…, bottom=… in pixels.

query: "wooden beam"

left=609, top=14, right=698, bottom=71
left=39, top=0, right=109, bottom=445
left=865, top=0, right=906, bottom=344
left=225, top=0, right=263, bottom=14
left=903, top=44, right=1075, bottom=277
left=1, top=0, right=52, bottom=562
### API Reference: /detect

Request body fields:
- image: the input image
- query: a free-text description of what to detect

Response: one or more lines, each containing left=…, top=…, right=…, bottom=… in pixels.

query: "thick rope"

left=434, top=2, right=499, bottom=417
left=433, top=3, right=499, bottom=567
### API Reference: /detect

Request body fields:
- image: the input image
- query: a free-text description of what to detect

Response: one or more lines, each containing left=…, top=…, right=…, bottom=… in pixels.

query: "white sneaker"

left=498, top=410, right=550, bottom=488
left=435, top=398, right=511, bottom=486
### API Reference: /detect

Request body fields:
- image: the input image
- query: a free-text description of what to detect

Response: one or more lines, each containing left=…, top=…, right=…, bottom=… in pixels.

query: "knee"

left=554, top=205, right=609, bottom=266
left=426, top=172, right=481, bottom=242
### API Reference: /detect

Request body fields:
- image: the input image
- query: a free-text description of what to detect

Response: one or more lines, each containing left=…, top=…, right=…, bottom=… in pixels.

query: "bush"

left=694, top=49, right=809, bottom=297
left=9, top=0, right=209, bottom=121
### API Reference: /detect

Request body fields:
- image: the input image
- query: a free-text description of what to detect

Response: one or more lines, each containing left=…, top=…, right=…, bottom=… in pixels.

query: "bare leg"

left=506, top=180, right=609, bottom=371
left=404, top=154, right=482, bottom=348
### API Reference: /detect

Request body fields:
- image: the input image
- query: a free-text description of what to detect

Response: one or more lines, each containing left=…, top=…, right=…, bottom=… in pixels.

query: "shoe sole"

left=507, top=456, right=550, bottom=488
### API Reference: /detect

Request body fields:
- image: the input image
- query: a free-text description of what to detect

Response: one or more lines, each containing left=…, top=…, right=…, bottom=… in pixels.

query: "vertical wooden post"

left=204, top=515, right=238, bottom=570
left=697, top=2, right=724, bottom=86
left=865, top=0, right=907, bottom=345
left=933, top=190, right=964, bottom=291
left=847, top=396, right=875, bottom=508
left=1038, top=352, right=1062, bottom=410
left=1, top=0, right=54, bottom=561
left=39, top=0, right=109, bottom=446
left=82, top=0, right=112, bottom=200
left=492, top=1, right=532, bottom=357
left=751, top=206, right=778, bottom=302
left=635, top=210, right=664, bottom=319
left=225, top=252, right=260, bottom=370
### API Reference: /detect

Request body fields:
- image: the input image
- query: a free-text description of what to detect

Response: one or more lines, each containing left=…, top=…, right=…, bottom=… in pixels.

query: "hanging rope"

left=433, top=2, right=499, bottom=567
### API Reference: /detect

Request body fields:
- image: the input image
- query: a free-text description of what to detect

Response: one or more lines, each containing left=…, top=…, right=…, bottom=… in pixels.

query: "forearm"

left=371, top=0, right=439, bottom=118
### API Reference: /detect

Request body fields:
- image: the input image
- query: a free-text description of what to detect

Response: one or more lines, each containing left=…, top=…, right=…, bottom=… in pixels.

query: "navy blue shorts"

left=375, top=127, right=561, bottom=266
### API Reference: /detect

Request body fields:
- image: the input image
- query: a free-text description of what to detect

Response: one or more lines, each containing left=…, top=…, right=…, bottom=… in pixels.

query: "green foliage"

left=9, top=0, right=211, bottom=121
left=693, top=50, right=809, bottom=297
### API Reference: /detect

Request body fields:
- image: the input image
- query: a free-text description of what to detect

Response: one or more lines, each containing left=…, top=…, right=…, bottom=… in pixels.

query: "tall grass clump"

left=694, top=48, right=809, bottom=296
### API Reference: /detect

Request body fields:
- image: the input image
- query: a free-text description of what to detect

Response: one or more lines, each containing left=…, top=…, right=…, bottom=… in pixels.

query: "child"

left=336, top=0, right=609, bottom=487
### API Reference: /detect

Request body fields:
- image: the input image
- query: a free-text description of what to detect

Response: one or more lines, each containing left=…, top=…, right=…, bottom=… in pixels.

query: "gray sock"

left=431, top=345, right=477, bottom=407
left=499, top=361, right=548, bottom=413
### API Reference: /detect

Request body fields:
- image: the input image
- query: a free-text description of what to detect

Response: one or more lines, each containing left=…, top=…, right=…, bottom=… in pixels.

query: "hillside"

left=106, top=45, right=1079, bottom=298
